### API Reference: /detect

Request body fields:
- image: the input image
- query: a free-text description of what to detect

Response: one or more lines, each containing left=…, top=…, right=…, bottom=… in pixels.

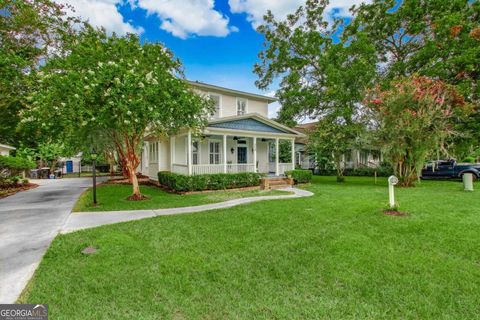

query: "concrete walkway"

left=62, top=187, right=314, bottom=234
left=0, top=178, right=103, bottom=303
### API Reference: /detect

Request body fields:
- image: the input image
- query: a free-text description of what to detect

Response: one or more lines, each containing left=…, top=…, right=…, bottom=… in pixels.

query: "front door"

left=237, top=146, right=247, bottom=164
left=66, top=160, right=73, bottom=173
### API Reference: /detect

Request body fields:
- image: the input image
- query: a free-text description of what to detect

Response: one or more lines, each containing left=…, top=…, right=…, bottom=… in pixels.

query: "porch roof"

left=207, top=113, right=305, bottom=137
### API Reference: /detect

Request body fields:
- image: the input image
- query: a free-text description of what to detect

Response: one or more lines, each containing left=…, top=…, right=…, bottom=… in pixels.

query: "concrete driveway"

left=0, top=178, right=97, bottom=303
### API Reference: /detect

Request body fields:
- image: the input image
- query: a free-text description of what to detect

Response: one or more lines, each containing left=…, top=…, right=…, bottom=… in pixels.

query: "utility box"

left=463, top=173, right=474, bottom=191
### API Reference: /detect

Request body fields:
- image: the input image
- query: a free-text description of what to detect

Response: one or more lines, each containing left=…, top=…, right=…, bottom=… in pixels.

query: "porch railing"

left=192, top=164, right=224, bottom=175
left=227, top=163, right=255, bottom=173
left=268, top=162, right=293, bottom=175
left=172, top=163, right=188, bottom=175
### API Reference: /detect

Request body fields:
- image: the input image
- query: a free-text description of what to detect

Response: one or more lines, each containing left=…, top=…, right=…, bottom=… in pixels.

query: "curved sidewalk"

left=61, top=187, right=313, bottom=234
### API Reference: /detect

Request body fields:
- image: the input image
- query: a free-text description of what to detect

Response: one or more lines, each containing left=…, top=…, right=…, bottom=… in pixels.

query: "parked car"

left=421, top=160, right=480, bottom=180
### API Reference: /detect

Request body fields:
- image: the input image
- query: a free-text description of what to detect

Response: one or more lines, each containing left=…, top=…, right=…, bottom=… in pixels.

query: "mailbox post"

left=388, top=175, right=399, bottom=208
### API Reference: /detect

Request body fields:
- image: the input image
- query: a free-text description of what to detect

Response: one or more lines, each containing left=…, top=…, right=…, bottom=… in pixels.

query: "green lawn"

left=63, top=172, right=112, bottom=178
left=20, top=176, right=480, bottom=319
left=73, top=184, right=291, bottom=212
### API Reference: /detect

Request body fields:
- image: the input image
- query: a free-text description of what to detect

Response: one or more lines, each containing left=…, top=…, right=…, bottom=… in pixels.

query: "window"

left=237, top=98, right=247, bottom=115
left=148, top=142, right=158, bottom=163
left=209, top=141, right=221, bottom=164
left=192, top=140, right=199, bottom=165
left=209, top=94, right=221, bottom=118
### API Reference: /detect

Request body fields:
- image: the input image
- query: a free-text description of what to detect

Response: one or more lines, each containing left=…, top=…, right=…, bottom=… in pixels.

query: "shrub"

left=285, top=169, right=313, bottom=184
left=158, top=171, right=263, bottom=192
left=0, top=156, right=36, bottom=186
left=462, top=156, right=476, bottom=163
left=315, top=164, right=393, bottom=177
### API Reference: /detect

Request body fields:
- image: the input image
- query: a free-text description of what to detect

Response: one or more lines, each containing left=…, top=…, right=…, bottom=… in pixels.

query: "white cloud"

left=56, top=0, right=144, bottom=35
left=229, top=0, right=370, bottom=29
left=136, top=0, right=237, bottom=39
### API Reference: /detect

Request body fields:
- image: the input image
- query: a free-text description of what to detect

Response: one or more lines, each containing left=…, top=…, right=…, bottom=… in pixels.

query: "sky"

left=56, top=0, right=371, bottom=118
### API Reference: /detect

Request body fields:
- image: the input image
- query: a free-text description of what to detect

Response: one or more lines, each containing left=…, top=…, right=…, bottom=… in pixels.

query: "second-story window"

left=209, top=94, right=221, bottom=118
left=237, top=98, right=247, bottom=115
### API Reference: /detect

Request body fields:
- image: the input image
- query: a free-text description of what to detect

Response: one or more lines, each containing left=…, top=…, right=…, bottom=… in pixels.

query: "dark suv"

left=421, top=160, right=480, bottom=180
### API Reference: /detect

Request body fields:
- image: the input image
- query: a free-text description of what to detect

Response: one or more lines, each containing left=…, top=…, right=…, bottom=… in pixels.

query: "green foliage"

left=284, top=169, right=312, bottom=184
left=158, top=172, right=263, bottom=192
left=23, top=26, right=212, bottom=196
left=0, top=0, right=76, bottom=146
left=0, top=155, right=36, bottom=185
left=255, top=1, right=375, bottom=181
left=0, top=156, right=36, bottom=171
left=365, top=76, right=472, bottom=186
left=462, top=157, right=476, bottom=163
left=347, top=0, right=480, bottom=157
left=308, top=117, right=363, bottom=181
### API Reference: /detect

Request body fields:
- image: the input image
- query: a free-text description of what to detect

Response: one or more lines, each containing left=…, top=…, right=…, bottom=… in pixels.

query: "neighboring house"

left=140, top=81, right=304, bottom=179
left=294, top=122, right=382, bottom=170
left=0, top=143, right=15, bottom=156
left=59, top=154, right=82, bottom=174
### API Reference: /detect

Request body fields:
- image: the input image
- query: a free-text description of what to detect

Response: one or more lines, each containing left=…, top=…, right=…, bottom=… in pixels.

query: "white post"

left=223, top=134, right=227, bottom=173
left=157, top=141, right=161, bottom=169
left=291, top=139, right=295, bottom=170
left=144, top=141, right=149, bottom=169
left=275, top=138, right=279, bottom=176
left=253, top=137, right=257, bottom=173
left=187, top=131, right=192, bottom=175
left=388, top=175, right=399, bottom=208
left=170, top=136, right=175, bottom=171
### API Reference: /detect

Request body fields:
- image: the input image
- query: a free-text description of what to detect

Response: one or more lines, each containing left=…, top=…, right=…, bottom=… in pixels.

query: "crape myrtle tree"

left=0, top=0, right=76, bottom=146
left=23, top=26, right=212, bottom=199
left=365, top=75, right=472, bottom=187
left=347, top=0, right=480, bottom=159
left=254, top=0, right=376, bottom=181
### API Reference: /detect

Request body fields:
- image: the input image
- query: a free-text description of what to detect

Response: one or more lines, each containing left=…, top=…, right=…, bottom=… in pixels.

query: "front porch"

left=170, top=131, right=295, bottom=176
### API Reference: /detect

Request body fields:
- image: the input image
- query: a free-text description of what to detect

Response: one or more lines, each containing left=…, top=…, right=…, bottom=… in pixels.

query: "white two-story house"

left=140, top=81, right=304, bottom=179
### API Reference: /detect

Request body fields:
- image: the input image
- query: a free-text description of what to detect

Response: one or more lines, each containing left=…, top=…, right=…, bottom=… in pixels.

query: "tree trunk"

left=126, top=160, right=141, bottom=197
left=334, top=154, right=345, bottom=182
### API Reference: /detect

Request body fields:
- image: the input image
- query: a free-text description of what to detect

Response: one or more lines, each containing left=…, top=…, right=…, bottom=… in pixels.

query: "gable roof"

left=188, top=80, right=277, bottom=103
left=207, top=113, right=304, bottom=137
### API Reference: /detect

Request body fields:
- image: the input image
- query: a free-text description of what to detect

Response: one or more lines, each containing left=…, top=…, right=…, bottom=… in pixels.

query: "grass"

left=20, top=176, right=480, bottom=319
left=73, top=184, right=292, bottom=212
left=62, top=172, right=111, bottom=178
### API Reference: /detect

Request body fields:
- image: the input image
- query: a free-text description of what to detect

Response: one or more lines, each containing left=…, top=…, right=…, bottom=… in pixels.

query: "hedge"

left=0, top=156, right=35, bottom=186
left=285, top=169, right=313, bottom=184
left=158, top=171, right=263, bottom=192
left=316, top=166, right=393, bottom=177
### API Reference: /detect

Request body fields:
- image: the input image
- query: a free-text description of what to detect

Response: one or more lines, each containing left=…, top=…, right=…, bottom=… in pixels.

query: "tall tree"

left=22, top=27, right=211, bottom=198
left=365, top=75, right=472, bottom=187
left=0, top=0, right=76, bottom=146
left=255, top=0, right=376, bottom=180
left=347, top=0, right=480, bottom=157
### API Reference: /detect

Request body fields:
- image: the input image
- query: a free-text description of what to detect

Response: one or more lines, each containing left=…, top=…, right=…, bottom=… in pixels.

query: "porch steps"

left=261, top=177, right=293, bottom=190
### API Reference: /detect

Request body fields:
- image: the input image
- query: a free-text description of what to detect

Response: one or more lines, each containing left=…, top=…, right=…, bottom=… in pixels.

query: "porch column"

left=223, top=134, right=227, bottom=173
left=157, top=141, right=161, bottom=170
left=170, top=136, right=175, bottom=171
left=253, top=137, right=257, bottom=173
left=187, top=131, right=192, bottom=175
left=275, top=138, right=279, bottom=176
left=291, top=139, right=295, bottom=170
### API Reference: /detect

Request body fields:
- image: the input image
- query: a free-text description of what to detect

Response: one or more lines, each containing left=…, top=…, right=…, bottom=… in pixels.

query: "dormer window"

left=237, top=98, right=247, bottom=115
left=209, top=93, right=221, bottom=118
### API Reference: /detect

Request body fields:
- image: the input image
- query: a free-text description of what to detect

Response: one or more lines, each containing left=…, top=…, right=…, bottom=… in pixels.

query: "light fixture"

left=231, top=148, right=235, bottom=154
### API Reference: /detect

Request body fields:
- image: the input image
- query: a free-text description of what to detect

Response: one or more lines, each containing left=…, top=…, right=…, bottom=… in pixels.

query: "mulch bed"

left=105, top=175, right=152, bottom=185
left=0, top=183, right=39, bottom=199
left=383, top=209, right=408, bottom=217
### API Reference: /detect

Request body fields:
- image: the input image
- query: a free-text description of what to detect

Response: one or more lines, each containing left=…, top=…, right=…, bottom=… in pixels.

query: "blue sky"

left=57, top=0, right=371, bottom=116
left=119, top=1, right=266, bottom=94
